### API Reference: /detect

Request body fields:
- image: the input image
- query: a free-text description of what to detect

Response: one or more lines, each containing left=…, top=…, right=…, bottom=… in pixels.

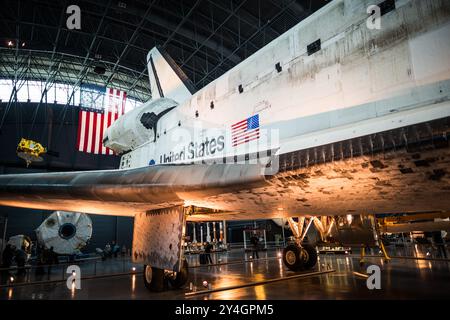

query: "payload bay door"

left=132, top=206, right=186, bottom=272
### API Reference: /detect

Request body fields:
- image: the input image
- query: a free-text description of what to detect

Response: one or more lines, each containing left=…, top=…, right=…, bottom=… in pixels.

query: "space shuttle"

left=1, top=0, right=450, bottom=291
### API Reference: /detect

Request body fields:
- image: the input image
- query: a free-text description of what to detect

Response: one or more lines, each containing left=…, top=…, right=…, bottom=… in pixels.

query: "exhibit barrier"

left=228, top=240, right=285, bottom=250
left=0, top=256, right=142, bottom=287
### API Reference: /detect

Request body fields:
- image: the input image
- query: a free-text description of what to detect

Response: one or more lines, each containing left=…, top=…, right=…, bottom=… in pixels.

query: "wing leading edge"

left=0, top=164, right=267, bottom=216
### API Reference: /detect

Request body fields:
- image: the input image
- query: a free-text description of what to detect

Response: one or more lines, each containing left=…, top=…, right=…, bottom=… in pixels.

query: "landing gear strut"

left=167, top=259, right=189, bottom=289
left=282, top=217, right=318, bottom=271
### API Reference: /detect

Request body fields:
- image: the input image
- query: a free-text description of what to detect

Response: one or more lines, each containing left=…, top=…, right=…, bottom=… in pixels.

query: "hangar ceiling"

left=0, top=0, right=328, bottom=103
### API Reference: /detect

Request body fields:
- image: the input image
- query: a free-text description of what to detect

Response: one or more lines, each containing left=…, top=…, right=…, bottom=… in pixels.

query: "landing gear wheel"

left=143, top=265, right=165, bottom=292
left=283, top=244, right=304, bottom=271
left=168, top=259, right=189, bottom=289
left=283, top=244, right=318, bottom=271
left=302, top=244, right=318, bottom=270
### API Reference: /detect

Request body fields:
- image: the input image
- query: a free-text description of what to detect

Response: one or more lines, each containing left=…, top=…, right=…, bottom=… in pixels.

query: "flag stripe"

left=232, top=119, right=247, bottom=128
left=91, top=113, right=97, bottom=154
left=107, top=111, right=113, bottom=155
left=232, top=130, right=260, bottom=144
left=232, top=134, right=260, bottom=147
left=233, top=135, right=260, bottom=146
left=232, top=127, right=257, bottom=139
left=98, top=110, right=105, bottom=155
left=77, top=110, right=84, bottom=152
left=80, top=111, right=87, bottom=152
left=231, top=126, right=247, bottom=135
left=94, top=113, right=101, bottom=154
left=83, top=111, right=90, bottom=153
left=232, top=128, right=260, bottom=140
left=102, top=111, right=108, bottom=154
left=86, top=112, right=94, bottom=153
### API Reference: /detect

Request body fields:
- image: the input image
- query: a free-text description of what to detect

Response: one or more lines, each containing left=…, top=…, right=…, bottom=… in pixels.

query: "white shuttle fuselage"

left=105, top=0, right=450, bottom=175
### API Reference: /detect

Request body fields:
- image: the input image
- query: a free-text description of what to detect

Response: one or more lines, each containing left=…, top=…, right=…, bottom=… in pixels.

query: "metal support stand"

left=192, top=223, right=197, bottom=243
left=200, top=224, right=204, bottom=245
left=263, top=229, right=267, bottom=249
left=206, top=223, right=211, bottom=243
left=380, top=241, right=391, bottom=262
left=360, top=245, right=366, bottom=265
left=243, top=230, right=247, bottom=250
left=374, top=215, right=390, bottom=262
left=222, top=220, right=227, bottom=244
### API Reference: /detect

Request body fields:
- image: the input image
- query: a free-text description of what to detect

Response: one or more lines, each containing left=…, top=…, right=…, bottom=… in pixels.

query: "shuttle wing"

left=0, top=164, right=267, bottom=217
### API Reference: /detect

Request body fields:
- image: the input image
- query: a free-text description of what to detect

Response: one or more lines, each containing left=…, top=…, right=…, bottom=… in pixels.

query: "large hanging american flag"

left=76, top=87, right=126, bottom=155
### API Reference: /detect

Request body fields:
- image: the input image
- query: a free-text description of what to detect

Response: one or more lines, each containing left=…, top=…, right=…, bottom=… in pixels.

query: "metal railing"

left=0, top=256, right=142, bottom=287
left=228, top=241, right=286, bottom=250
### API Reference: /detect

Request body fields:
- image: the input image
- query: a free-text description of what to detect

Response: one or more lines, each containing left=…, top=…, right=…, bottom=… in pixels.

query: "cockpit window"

left=140, top=112, right=158, bottom=130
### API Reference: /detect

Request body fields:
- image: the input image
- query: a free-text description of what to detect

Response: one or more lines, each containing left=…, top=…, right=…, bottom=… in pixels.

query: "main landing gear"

left=283, top=243, right=318, bottom=271
left=282, top=217, right=318, bottom=271
left=143, top=259, right=189, bottom=292
left=133, top=206, right=190, bottom=292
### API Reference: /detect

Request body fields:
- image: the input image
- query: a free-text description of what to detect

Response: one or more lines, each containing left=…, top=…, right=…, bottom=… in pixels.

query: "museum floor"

left=1, top=249, right=450, bottom=300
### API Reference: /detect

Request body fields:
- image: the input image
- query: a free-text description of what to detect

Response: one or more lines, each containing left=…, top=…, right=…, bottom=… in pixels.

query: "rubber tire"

left=283, top=244, right=304, bottom=271
left=143, top=265, right=165, bottom=292
left=169, top=260, right=189, bottom=289
left=302, top=244, right=318, bottom=270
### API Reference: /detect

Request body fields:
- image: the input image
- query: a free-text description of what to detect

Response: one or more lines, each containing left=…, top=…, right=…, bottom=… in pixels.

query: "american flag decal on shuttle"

left=231, top=114, right=260, bottom=147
